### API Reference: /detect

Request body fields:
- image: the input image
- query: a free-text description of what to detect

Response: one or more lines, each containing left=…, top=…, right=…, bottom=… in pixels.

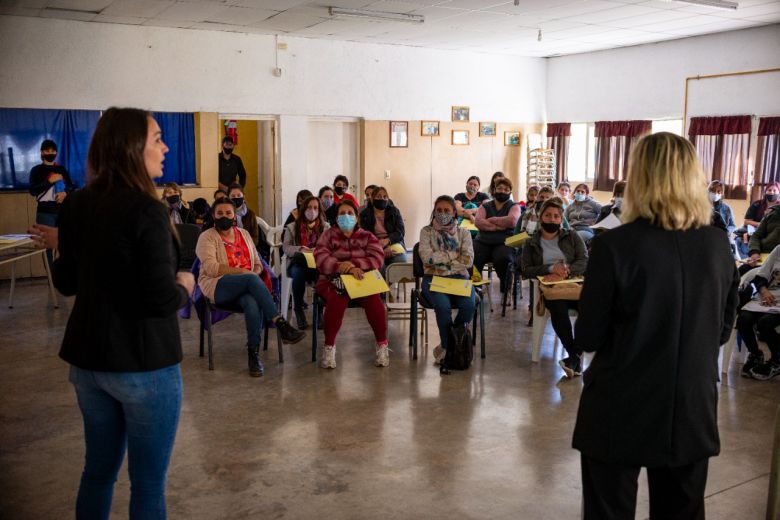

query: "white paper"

left=591, top=213, right=622, bottom=230
left=742, top=299, right=780, bottom=314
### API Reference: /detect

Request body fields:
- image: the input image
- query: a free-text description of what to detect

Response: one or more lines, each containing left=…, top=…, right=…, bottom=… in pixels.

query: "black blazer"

left=573, top=218, right=739, bottom=467
left=54, top=189, right=187, bottom=372
left=359, top=204, right=406, bottom=246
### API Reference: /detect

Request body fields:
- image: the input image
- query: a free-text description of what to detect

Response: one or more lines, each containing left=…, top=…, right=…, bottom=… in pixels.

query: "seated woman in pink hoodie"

left=314, top=199, right=388, bottom=370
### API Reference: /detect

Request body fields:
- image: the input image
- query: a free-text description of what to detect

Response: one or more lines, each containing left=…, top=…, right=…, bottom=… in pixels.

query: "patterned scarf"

left=431, top=216, right=459, bottom=252
left=298, top=220, right=320, bottom=248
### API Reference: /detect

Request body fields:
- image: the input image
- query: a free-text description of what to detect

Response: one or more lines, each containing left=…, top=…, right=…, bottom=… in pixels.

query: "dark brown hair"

left=574, top=183, right=590, bottom=195
left=540, top=198, right=565, bottom=219
left=87, top=107, right=157, bottom=198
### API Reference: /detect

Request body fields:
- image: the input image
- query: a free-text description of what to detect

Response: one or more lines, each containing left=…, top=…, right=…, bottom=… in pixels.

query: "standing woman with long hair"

left=53, top=107, right=195, bottom=519
left=573, top=132, right=739, bottom=519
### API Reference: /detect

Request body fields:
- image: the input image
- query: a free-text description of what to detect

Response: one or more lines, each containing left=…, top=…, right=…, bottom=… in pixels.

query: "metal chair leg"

left=311, top=297, right=318, bottom=362
left=206, top=306, right=214, bottom=370
left=263, top=324, right=269, bottom=351
left=411, top=291, right=418, bottom=360
left=480, top=297, right=486, bottom=359
left=277, top=327, right=284, bottom=363
left=199, top=320, right=205, bottom=358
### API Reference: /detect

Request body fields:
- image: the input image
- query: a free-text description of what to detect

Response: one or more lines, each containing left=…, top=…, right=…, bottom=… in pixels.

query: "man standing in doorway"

left=218, top=135, right=246, bottom=191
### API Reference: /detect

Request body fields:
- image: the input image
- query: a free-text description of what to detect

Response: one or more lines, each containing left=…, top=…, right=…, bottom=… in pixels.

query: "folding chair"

left=529, top=278, right=577, bottom=363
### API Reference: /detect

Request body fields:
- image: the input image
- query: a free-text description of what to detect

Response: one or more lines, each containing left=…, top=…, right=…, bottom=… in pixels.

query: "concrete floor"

left=0, top=279, right=778, bottom=519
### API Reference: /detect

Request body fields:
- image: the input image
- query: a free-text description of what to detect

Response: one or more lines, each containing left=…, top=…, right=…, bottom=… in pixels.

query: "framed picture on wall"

left=504, top=131, right=521, bottom=146
left=479, top=122, right=496, bottom=137
left=451, top=106, right=470, bottom=122
left=452, top=130, right=469, bottom=146
left=421, top=121, right=440, bottom=136
left=390, top=121, right=408, bottom=148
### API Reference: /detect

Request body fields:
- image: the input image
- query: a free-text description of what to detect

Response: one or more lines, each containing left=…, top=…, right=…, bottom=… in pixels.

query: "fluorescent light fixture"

left=328, top=7, right=425, bottom=24
left=664, top=0, right=738, bottom=10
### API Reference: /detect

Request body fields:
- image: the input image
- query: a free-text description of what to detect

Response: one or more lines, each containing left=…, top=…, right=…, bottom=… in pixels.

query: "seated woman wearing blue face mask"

left=196, top=199, right=305, bottom=377
left=565, top=183, right=602, bottom=243
left=419, top=195, right=476, bottom=365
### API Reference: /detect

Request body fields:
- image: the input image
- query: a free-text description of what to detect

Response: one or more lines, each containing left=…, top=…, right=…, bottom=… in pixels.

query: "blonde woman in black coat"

left=573, top=132, right=739, bottom=520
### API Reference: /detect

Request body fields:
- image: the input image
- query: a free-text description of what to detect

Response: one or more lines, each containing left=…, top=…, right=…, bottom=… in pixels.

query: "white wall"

left=0, top=16, right=546, bottom=123
left=546, top=24, right=780, bottom=122
left=306, top=121, right=359, bottom=199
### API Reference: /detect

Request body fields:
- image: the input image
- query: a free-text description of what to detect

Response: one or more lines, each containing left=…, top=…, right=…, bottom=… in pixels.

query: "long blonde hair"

left=622, top=132, right=711, bottom=231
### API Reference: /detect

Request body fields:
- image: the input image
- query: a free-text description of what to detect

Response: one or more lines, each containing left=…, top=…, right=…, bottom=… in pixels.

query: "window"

left=567, top=123, right=589, bottom=182
left=652, top=119, right=683, bottom=136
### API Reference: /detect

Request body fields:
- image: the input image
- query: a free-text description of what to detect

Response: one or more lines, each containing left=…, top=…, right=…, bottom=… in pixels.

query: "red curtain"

left=754, top=117, right=780, bottom=200
left=547, top=123, right=571, bottom=184
left=689, top=115, right=751, bottom=200
left=593, top=120, right=652, bottom=192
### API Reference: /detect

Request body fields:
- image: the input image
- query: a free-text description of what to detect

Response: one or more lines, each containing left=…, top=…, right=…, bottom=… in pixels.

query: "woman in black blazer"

left=573, top=132, right=739, bottom=520
left=53, top=108, right=195, bottom=518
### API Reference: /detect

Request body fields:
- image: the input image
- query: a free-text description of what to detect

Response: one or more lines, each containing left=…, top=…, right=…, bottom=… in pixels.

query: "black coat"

left=573, top=218, right=739, bottom=467
left=54, top=188, right=187, bottom=372
left=359, top=204, right=406, bottom=246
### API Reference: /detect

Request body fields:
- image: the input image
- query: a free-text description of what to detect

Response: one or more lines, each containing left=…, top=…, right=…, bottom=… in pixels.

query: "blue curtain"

left=0, top=108, right=100, bottom=190
left=153, top=112, right=196, bottom=185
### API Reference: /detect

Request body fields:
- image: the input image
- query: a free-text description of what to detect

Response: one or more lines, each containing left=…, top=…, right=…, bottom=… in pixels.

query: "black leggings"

left=473, top=240, right=515, bottom=293
left=735, top=310, right=780, bottom=360
left=544, top=299, right=580, bottom=358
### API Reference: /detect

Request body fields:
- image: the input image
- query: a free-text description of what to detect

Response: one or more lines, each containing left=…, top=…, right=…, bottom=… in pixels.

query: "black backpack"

left=440, top=323, right=473, bottom=375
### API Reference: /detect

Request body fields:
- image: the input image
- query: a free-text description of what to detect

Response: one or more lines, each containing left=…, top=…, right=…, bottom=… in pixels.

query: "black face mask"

left=223, top=147, right=233, bottom=156
left=494, top=193, right=510, bottom=203
left=215, top=217, right=234, bottom=231
left=334, top=186, right=345, bottom=196
left=42, top=154, right=57, bottom=163
left=373, top=199, right=388, bottom=210
left=231, top=197, right=244, bottom=207
left=166, top=195, right=180, bottom=205
left=541, top=222, right=560, bottom=233
left=767, top=194, right=779, bottom=203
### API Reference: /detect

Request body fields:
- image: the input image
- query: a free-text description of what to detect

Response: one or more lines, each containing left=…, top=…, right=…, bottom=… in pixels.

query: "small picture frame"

left=479, top=122, right=496, bottom=137
left=451, top=106, right=470, bottom=122
left=504, top=131, right=520, bottom=146
left=452, top=130, right=469, bottom=146
left=390, top=121, right=408, bottom=148
left=421, top=121, right=440, bottom=136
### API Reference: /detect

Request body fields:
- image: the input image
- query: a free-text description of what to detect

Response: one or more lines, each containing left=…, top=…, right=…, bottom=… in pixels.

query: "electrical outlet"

left=384, top=169, right=390, bottom=179
left=277, top=42, right=288, bottom=50
left=272, top=67, right=282, bottom=77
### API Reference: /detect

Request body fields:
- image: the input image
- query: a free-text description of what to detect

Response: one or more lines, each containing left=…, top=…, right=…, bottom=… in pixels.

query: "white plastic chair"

left=385, top=262, right=417, bottom=325
left=265, top=225, right=285, bottom=276
left=279, top=254, right=292, bottom=320
left=530, top=278, right=577, bottom=363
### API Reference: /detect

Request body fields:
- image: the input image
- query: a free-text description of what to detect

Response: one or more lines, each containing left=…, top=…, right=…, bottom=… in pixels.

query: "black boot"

left=294, top=308, right=308, bottom=330
left=276, top=317, right=305, bottom=344
left=247, top=345, right=264, bottom=377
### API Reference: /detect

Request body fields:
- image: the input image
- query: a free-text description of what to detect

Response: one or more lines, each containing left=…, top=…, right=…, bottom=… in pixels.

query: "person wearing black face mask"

left=358, top=186, right=408, bottom=267
left=474, top=177, right=522, bottom=297
left=29, top=139, right=75, bottom=263
left=332, top=174, right=359, bottom=207
left=161, top=182, right=193, bottom=225
left=218, top=135, right=246, bottom=191
left=521, top=198, right=588, bottom=378
left=227, top=183, right=261, bottom=249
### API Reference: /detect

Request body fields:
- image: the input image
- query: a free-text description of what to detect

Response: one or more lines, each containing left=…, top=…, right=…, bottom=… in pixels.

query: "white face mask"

left=708, top=192, right=722, bottom=203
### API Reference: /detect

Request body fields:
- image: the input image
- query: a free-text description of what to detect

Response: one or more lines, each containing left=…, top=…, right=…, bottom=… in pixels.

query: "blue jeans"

left=288, top=264, right=318, bottom=311
left=215, top=274, right=279, bottom=347
left=575, top=227, right=594, bottom=243
left=36, top=211, right=58, bottom=265
left=421, top=275, right=476, bottom=350
left=69, top=364, right=182, bottom=520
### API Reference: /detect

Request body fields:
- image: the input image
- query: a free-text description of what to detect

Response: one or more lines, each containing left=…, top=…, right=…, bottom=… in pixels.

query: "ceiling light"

left=663, top=0, right=738, bottom=10
left=537, top=28, right=542, bottom=42
left=328, top=7, right=425, bottom=24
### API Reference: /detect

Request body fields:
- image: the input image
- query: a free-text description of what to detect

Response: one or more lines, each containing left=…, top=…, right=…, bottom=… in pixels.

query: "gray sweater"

left=565, top=198, right=602, bottom=229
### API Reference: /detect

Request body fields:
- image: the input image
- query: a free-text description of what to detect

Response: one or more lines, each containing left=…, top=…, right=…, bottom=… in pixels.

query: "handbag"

left=536, top=281, right=583, bottom=316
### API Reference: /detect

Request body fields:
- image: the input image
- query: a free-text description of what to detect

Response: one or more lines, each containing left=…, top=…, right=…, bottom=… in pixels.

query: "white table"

left=0, top=236, right=59, bottom=309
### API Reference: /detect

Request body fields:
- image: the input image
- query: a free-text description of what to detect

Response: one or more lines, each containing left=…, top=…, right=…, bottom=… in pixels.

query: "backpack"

left=440, top=323, right=473, bottom=374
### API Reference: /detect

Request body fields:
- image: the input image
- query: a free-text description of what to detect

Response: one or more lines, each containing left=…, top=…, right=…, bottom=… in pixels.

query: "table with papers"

left=0, top=234, right=58, bottom=308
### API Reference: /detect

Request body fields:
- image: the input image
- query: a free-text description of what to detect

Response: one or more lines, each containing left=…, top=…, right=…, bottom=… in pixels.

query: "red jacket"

left=314, top=227, right=384, bottom=284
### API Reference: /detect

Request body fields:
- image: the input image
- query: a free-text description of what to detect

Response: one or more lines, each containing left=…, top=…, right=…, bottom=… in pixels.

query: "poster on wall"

left=479, top=122, right=496, bottom=136
left=390, top=121, right=408, bottom=147
left=504, top=131, right=521, bottom=146
left=451, top=106, right=470, bottom=122
left=452, top=130, right=469, bottom=146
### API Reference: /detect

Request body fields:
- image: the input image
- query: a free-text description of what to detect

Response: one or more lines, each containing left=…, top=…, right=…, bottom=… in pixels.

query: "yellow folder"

left=471, top=266, right=490, bottom=287
left=505, top=232, right=529, bottom=248
left=537, top=275, right=584, bottom=286
left=302, top=252, right=316, bottom=268
left=429, top=276, right=473, bottom=297
left=341, top=269, right=390, bottom=299
left=389, top=243, right=406, bottom=255
left=459, top=219, right=478, bottom=231
left=761, top=253, right=770, bottom=264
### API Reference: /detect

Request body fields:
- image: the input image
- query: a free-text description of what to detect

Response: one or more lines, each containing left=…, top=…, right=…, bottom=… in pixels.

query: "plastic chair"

left=529, top=278, right=577, bottom=363
left=265, top=225, right=285, bottom=276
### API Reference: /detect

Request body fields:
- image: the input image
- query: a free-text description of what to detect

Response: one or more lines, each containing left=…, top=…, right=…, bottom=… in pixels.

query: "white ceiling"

left=1, top=0, right=779, bottom=56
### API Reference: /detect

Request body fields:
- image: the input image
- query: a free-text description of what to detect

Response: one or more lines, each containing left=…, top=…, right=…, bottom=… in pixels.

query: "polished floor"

left=0, top=279, right=778, bottom=519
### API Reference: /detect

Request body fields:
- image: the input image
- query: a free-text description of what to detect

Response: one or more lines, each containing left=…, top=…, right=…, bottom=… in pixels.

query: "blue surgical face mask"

left=337, top=214, right=356, bottom=232
left=574, top=193, right=586, bottom=202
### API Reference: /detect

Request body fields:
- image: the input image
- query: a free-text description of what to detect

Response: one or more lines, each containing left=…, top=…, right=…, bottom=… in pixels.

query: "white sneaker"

left=375, top=342, right=390, bottom=367
left=321, top=345, right=337, bottom=369
left=433, top=344, right=445, bottom=366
